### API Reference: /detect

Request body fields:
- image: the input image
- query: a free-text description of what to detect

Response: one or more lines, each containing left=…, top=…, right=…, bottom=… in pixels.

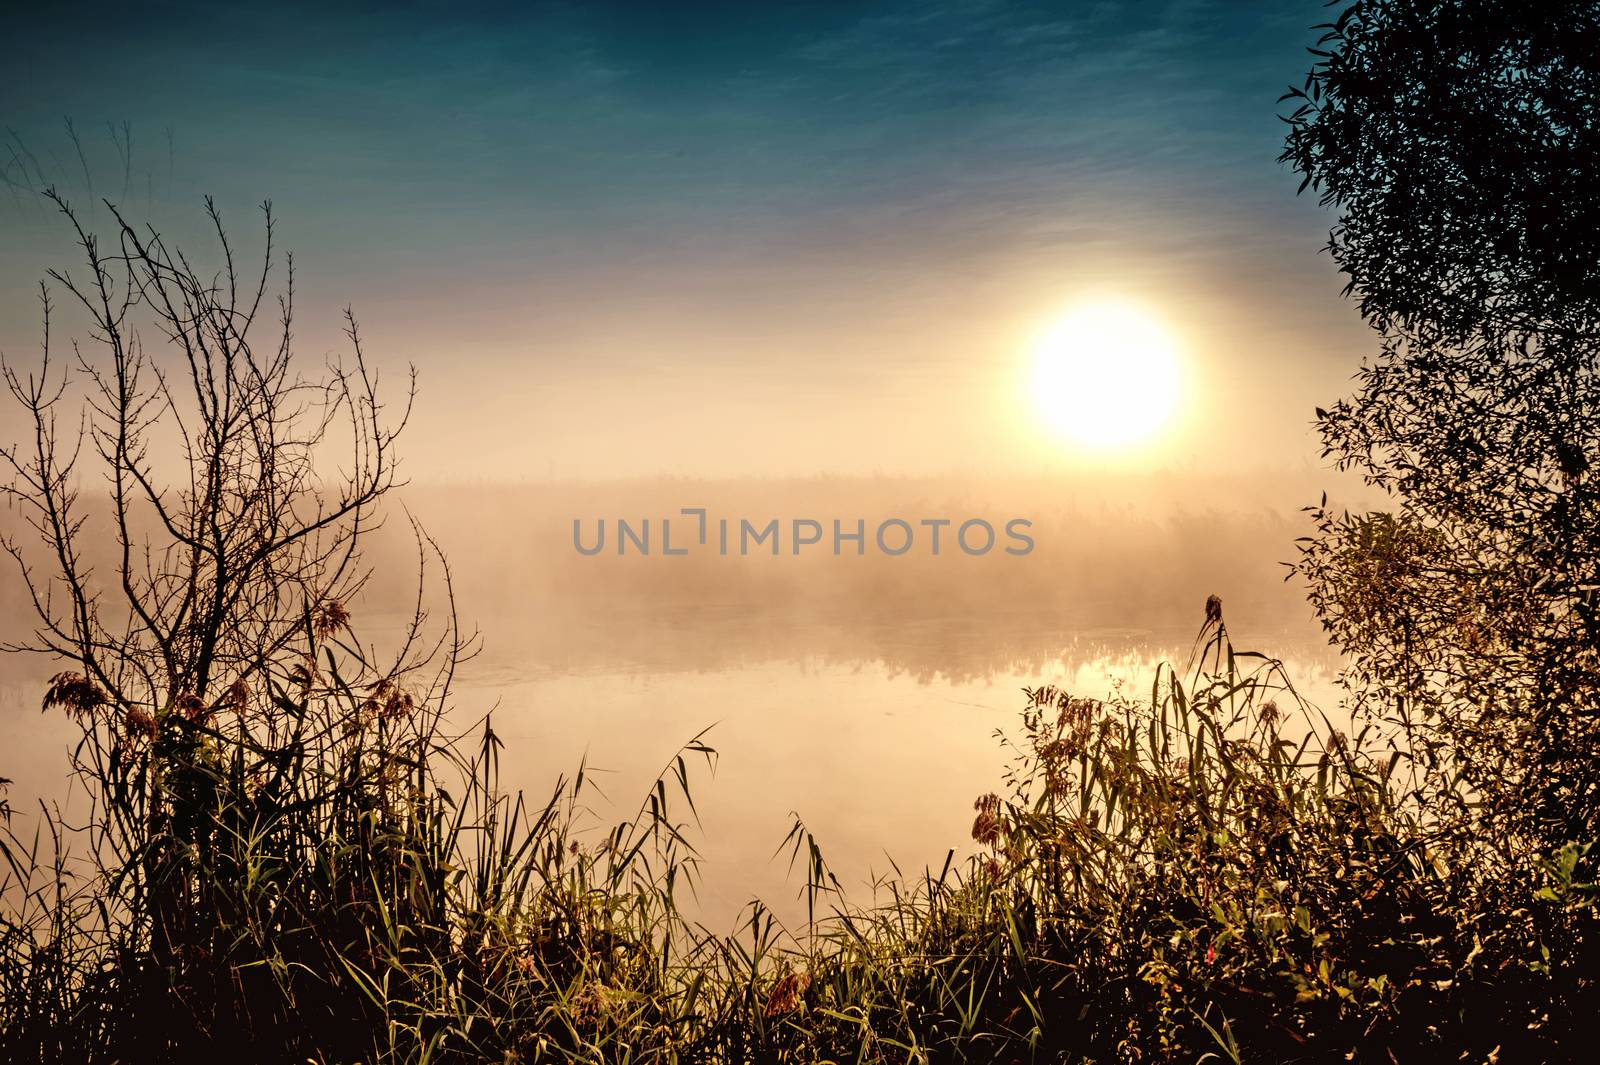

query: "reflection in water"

left=464, top=602, right=1341, bottom=682
left=2, top=478, right=1350, bottom=926
left=448, top=610, right=1340, bottom=926
left=19, top=603, right=1347, bottom=927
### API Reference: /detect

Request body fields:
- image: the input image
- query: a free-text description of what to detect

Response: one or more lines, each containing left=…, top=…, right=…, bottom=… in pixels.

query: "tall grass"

left=2, top=607, right=1595, bottom=1062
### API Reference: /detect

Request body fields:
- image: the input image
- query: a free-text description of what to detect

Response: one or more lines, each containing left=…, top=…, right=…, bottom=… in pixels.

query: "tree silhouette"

left=0, top=193, right=468, bottom=1056
left=2, top=192, right=413, bottom=710
left=1283, top=0, right=1600, bottom=848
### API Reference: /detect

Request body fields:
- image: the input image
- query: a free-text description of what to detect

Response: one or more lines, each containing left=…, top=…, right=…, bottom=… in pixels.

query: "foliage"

left=4, top=3, right=1600, bottom=1055
left=6, top=603, right=1597, bottom=1063
left=1282, top=0, right=1600, bottom=848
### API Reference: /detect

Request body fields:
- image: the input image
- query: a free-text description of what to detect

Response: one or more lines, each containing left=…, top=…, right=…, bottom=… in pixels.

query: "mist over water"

left=1, top=472, right=1354, bottom=925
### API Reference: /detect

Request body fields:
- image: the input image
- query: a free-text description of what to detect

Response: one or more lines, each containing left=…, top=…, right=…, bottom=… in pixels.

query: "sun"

left=1030, top=300, right=1183, bottom=450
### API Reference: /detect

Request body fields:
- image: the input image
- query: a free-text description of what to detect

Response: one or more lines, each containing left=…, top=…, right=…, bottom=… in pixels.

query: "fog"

left=370, top=470, right=1358, bottom=670
left=0, top=469, right=1367, bottom=924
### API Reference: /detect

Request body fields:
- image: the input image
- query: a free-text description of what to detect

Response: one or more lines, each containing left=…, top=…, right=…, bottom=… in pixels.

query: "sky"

left=0, top=0, right=1373, bottom=481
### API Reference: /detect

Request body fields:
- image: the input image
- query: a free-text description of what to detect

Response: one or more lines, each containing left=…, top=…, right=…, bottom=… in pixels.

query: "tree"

left=3, top=191, right=414, bottom=712
left=1282, top=1, right=1600, bottom=849
left=0, top=192, right=468, bottom=1057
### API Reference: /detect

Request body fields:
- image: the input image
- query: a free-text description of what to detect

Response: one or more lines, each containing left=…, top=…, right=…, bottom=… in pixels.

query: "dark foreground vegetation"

left=4, top=1, right=1600, bottom=1060
left=11, top=601, right=1594, bottom=1065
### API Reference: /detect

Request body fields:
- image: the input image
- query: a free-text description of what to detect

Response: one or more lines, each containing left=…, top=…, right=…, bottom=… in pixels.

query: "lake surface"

left=1, top=607, right=1342, bottom=927
left=399, top=608, right=1344, bottom=926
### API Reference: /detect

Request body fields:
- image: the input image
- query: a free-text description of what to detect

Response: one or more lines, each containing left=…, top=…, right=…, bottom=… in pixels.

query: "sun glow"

left=1030, top=300, right=1183, bottom=451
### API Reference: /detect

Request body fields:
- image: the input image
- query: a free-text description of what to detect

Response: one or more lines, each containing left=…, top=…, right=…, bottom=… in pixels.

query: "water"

left=1, top=606, right=1340, bottom=927
left=437, top=607, right=1343, bottom=926
left=2, top=469, right=1355, bottom=928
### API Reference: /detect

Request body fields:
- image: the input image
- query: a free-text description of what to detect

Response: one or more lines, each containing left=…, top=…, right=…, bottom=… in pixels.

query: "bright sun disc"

left=1032, top=301, right=1182, bottom=449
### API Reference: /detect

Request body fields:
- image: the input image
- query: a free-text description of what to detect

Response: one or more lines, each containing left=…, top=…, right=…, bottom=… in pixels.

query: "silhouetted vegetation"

left=1283, top=0, right=1600, bottom=852
left=2, top=1, right=1599, bottom=1060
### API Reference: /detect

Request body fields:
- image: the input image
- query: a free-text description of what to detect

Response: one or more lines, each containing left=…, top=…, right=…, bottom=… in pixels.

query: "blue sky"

left=1, top=1, right=1370, bottom=478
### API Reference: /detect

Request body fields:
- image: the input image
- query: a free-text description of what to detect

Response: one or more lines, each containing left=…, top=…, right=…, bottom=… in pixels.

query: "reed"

left=4, top=604, right=1593, bottom=1063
